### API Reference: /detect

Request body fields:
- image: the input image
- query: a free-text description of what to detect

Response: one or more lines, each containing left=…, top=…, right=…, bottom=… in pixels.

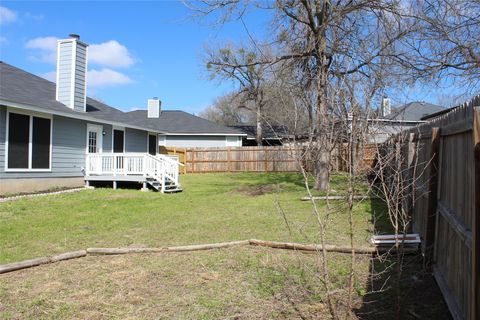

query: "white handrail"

left=85, top=153, right=180, bottom=188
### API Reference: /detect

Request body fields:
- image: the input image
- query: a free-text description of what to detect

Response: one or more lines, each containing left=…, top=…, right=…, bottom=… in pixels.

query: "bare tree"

left=192, top=0, right=417, bottom=190
left=405, top=0, right=480, bottom=89
left=199, top=92, right=249, bottom=125
left=205, top=43, right=272, bottom=145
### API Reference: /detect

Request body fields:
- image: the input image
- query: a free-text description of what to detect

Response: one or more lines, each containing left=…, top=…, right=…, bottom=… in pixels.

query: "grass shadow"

left=353, top=192, right=451, bottom=319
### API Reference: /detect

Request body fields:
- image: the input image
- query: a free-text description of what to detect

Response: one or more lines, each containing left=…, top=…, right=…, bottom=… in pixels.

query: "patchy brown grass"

left=0, top=247, right=451, bottom=319
left=0, top=247, right=362, bottom=319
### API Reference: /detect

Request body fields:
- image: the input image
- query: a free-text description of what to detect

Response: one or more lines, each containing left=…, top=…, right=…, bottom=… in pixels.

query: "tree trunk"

left=255, top=93, right=263, bottom=146
left=313, top=46, right=331, bottom=191
left=256, top=113, right=263, bottom=146
left=315, top=144, right=330, bottom=190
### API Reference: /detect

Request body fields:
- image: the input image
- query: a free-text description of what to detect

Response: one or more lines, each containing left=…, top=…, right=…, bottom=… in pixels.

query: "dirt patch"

left=354, top=254, right=452, bottom=320
left=232, top=184, right=281, bottom=197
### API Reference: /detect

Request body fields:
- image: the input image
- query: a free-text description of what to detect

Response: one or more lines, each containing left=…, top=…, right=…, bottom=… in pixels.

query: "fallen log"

left=166, top=240, right=250, bottom=252
left=0, top=250, right=87, bottom=274
left=86, top=247, right=166, bottom=255
left=249, top=239, right=418, bottom=254
left=0, top=239, right=419, bottom=275
left=87, top=240, right=250, bottom=255
left=301, top=195, right=380, bottom=201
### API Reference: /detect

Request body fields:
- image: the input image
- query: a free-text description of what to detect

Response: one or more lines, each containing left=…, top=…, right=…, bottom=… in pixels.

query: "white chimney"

left=147, top=97, right=161, bottom=118
left=381, top=97, right=391, bottom=117
left=56, top=34, right=88, bottom=112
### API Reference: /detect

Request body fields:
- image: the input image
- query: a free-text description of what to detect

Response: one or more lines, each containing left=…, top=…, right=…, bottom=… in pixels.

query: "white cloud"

left=88, top=68, right=134, bottom=88
left=39, top=68, right=134, bottom=88
left=27, top=36, right=136, bottom=89
left=0, top=6, right=17, bottom=25
left=25, top=37, right=136, bottom=68
left=0, top=36, right=7, bottom=45
left=25, top=36, right=58, bottom=63
left=89, top=40, right=135, bottom=68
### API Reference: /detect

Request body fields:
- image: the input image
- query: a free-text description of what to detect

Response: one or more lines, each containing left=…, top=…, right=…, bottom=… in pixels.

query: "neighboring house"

left=366, top=100, right=444, bottom=143
left=126, top=110, right=244, bottom=148
left=0, top=34, right=243, bottom=195
left=229, top=125, right=291, bottom=146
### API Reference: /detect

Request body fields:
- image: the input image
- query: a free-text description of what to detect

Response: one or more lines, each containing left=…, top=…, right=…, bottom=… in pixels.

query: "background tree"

left=199, top=92, right=249, bottom=125
left=205, top=43, right=271, bottom=145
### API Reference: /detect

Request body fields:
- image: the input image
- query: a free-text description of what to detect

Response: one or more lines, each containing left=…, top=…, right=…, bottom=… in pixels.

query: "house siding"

left=125, top=128, right=147, bottom=152
left=72, top=43, right=87, bottom=112
left=0, top=108, right=116, bottom=179
left=0, top=107, right=6, bottom=171
left=57, top=42, right=73, bottom=105
left=163, top=135, right=239, bottom=148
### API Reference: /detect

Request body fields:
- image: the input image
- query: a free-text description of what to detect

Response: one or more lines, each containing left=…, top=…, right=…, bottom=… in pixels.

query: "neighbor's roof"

left=125, top=110, right=244, bottom=135
left=230, top=125, right=290, bottom=139
left=386, top=101, right=444, bottom=121
left=0, top=61, right=243, bottom=136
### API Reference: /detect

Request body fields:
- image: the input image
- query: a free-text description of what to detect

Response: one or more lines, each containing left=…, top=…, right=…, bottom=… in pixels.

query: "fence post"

left=425, top=127, right=441, bottom=270
left=472, top=107, right=480, bottom=320
left=192, top=149, right=196, bottom=173
left=227, top=148, right=231, bottom=172
left=406, top=132, right=417, bottom=233
left=264, top=148, right=268, bottom=172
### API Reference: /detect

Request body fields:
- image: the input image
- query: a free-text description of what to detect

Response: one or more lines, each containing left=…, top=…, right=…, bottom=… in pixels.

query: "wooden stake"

left=425, top=127, right=441, bottom=269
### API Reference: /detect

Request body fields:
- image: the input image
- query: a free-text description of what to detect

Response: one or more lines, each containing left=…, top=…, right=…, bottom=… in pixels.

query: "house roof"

left=229, top=125, right=290, bottom=139
left=125, top=110, right=245, bottom=135
left=0, top=62, right=243, bottom=136
left=385, top=101, right=444, bottom=121
left=0, top=61, right=150, bottom=130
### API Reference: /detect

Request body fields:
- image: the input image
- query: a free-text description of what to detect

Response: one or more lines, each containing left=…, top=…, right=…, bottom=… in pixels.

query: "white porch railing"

left=85, top=153, right=182, bottom=190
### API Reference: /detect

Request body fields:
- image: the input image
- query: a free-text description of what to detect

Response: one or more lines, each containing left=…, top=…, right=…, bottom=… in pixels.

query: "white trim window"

left=158, top=135, right=166, bottom=147
left=226, top=136, right=240, bottom=147
left=86, top=124, right=103, bottom=154
left=5, top=110, right=53, bottom=171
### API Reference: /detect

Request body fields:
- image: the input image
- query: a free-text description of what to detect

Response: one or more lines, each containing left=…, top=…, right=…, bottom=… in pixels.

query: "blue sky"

left=0, top=1, right=473, bottom=113
left=0, top=1, right=270, bottom=114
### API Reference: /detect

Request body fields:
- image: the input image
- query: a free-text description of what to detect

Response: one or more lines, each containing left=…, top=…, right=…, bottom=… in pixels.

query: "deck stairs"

left=146, top=176, right=182, bottom=193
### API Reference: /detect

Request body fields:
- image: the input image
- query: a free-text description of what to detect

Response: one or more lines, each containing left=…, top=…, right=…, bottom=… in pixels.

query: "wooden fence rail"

left=381, top=95, right=480, bottom=320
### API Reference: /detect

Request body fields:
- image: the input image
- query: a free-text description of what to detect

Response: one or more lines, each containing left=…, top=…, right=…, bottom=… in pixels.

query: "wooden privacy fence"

left=160, top=144, right=377, bottom=174
left=381, top=96, right=479, bottom=320
left=176, top=146, right=304, bottom=173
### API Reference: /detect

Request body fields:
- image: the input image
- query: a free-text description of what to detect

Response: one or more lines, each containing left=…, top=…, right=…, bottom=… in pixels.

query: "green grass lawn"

left=0, top=172, right=451, bottom=320
left=0, top=172, right=383, bottom=264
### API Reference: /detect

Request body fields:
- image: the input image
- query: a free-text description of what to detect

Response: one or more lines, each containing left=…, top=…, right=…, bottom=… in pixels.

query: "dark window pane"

left=148, top=135, right=157, bottom=155
left=88, top=131, right=97, bottom=153
left=32, top=117, right=51, bottom=169
left=113, top=130, right=124, bottom=153
left=8, top=113, right=29, bottom=169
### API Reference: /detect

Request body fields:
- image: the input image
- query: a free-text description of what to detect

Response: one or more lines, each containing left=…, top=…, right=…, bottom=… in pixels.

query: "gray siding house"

left=365, top=100, right=445, bottom=143
left=0, top=35, right=243, bottom=195
left=125, top=110, right=244, bottom=148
